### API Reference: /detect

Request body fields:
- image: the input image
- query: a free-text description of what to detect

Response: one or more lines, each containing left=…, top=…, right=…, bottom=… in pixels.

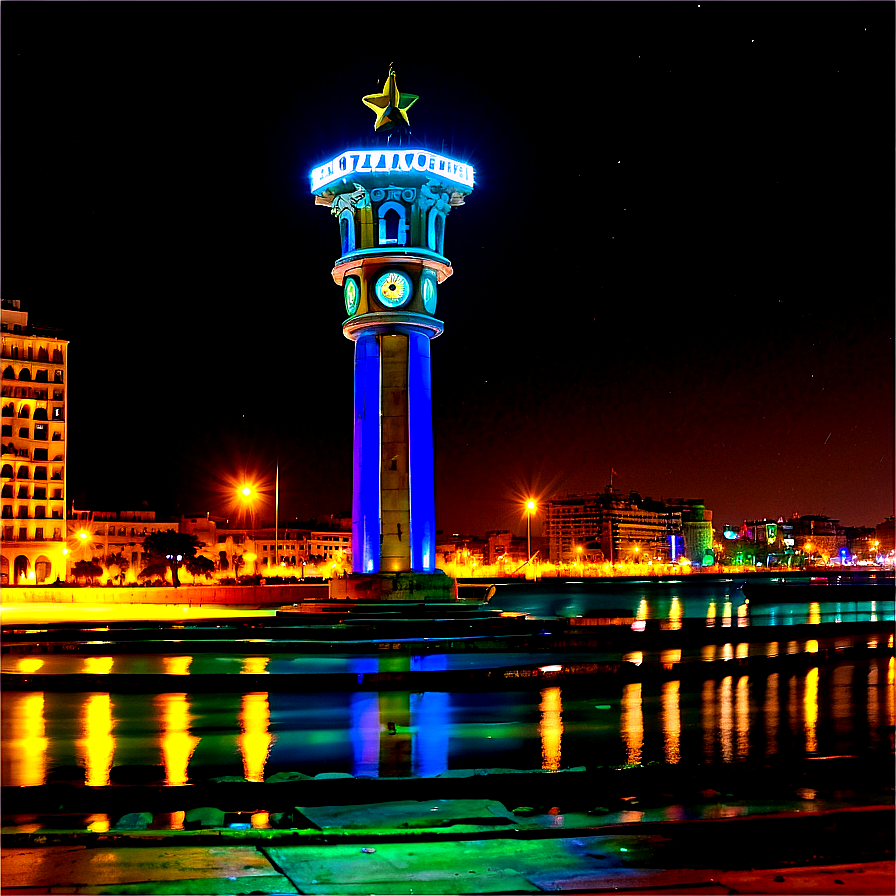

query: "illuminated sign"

left=311, top=149, right=474, bottom=193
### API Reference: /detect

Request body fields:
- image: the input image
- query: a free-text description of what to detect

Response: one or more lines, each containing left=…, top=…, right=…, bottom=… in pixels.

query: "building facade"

left=544, top=489, right=713, bottom=565
left=1, top=300, right=69, bottom=585
left=68, top=509, right=180, bottom=581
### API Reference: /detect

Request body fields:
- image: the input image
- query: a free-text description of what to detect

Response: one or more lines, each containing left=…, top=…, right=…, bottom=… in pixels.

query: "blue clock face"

left=374, top=270, right=412, bottom=308
left=420, top=271, right=437, bottom=314
left=344, top=277, right=360, bottom=316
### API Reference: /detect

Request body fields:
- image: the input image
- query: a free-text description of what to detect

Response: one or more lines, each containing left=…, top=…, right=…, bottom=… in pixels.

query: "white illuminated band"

left=312, top=149, right=474, bottom=193
left=343, top=311, right=445, bottom=342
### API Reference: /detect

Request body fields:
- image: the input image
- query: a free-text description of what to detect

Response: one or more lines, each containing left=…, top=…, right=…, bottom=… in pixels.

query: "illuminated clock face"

left=420, top=271, right=437, bottom=314
left=344, top=277, right=360, bottom=316
left=374, top=270, right=412, bottom=308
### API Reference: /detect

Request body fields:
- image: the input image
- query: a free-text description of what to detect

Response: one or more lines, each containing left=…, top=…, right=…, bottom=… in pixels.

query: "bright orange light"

left=526, top=499, right=536, bottom=512
left=240, top=486, right=253, bottom=498
left=78, top=531, right=88, bottom=540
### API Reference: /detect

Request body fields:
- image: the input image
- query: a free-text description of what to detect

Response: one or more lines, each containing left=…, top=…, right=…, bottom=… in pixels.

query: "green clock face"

left=374, top=270, right=412, bottom=308
left=344, top=277, right=360, bottom=316
left=420, top=271, right=437, bottom=314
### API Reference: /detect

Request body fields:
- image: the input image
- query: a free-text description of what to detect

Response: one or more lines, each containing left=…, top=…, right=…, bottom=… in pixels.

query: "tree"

left=104, top=552, right=130, bottom=585
left=185, top=554, right=215, bottom=583
left=72, top=559, right=103, bottom=584
left=141, top=530, right=202, bottom=588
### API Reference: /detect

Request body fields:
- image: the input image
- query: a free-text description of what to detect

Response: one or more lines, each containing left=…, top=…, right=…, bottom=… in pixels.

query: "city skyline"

left=4, top=2, right=893, bottom=537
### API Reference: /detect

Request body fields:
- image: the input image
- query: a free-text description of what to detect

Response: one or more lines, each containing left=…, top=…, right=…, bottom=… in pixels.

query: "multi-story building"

left=212, top=525, right=352, bottom=577
left=544, top=489, right=713, bottom=565
left=68, top=509, right=180, bottom=581
left=436, top=533, right=487, bottom=570
left=1, top=300, right=68, bottom=585
left=789, top=514, right=847, bottom=562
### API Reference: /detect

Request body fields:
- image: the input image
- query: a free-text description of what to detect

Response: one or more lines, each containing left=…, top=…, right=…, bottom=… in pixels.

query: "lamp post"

left=526, top=499, right=536, bottom=563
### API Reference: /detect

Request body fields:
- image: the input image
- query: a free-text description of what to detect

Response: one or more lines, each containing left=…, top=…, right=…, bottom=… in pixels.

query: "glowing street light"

left=525, top=499, right=537, bottom=562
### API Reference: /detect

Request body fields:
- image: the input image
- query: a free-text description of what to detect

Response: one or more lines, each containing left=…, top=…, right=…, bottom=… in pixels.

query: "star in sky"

left=362, top=64, right=418, bottom=133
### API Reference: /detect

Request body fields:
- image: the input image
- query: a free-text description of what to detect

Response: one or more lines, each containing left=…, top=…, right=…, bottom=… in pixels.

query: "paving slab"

left=262, top=834, right=663, bottom=894
left=0, top=845, right=291, bottom=892
left=294, top=798, right=522, bottom=831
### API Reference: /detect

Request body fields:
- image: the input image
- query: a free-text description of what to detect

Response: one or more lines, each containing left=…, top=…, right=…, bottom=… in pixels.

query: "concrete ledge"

left=1, top=583, right=329, bottom=605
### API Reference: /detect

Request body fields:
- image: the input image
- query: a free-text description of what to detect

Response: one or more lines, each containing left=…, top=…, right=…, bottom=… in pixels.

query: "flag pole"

left=274, top=461, right=279, bottom=569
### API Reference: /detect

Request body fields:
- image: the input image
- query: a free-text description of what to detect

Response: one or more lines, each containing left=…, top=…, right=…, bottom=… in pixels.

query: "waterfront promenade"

left=2, top=575, right=893, bottom=894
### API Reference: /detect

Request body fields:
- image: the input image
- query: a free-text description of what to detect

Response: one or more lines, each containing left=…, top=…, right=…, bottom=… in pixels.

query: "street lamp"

left=525, top=499, right=536, bottom=562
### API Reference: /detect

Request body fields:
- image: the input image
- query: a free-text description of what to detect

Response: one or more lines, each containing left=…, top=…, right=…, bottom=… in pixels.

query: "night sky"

left=4, top=2, right=893, bottom=537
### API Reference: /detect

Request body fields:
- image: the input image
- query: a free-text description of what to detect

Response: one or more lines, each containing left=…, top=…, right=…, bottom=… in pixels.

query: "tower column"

left=352, top=333, right=381, bottom=575
left=408, top=331, right=435, bottom=572
left=312, top=65, right=473, bottom=599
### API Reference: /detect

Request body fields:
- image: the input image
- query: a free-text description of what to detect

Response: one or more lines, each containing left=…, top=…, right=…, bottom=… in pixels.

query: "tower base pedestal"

left=329, top=570, right=456, bottom=602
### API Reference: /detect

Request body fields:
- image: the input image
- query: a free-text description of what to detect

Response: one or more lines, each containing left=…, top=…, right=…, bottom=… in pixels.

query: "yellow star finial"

left=362, top=64, right=418, bottom=133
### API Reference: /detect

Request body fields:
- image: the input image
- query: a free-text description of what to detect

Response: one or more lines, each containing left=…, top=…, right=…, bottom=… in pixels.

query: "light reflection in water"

left=668, top=598, right=682, bottom=631
left=719, top=676, right=733, bottom=761
left=163, top=656, right=192, bottom=676
left=808, top=602, right=821, bottom=625
left=241, top=657, right=270, bottom=675
left=661, top=680, right=680, bottom=763
left=765, top=672, right=779, bottom=756
left=9, top=693, right=48, bottom=786
left=156, top=693, right=199, bottom=785
left=81, top=694, right=114, bottom=786
left=736, top=676, right=750, bottom=760
left=240, top=693, right=273, bottom=782
left=17, top=657, right=44, bottom=674
left=706, top=601, right=717, bottom=627
left=85, top=814, right=110, bottom=833
left=539, top=686, right=563, bottom=771
left=722, top=601, right=732, bottom=628
left=804, top=667, right=818, bottom=754
left=888, top=658, right=895, bottom=730
left=83, top=657, right=114, bottom=675
left=621, top=683, right=643, bottom=765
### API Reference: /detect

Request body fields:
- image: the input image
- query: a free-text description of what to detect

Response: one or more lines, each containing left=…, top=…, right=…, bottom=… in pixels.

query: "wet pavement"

left=3, top=798, right=893, bottom=895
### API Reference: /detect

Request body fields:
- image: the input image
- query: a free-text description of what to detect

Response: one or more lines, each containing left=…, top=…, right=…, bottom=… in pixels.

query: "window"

left=378, top=201, right=406, bottom=246
left=338, top=209, right=355, bottom=255
left=428, top=210, right=446, bottom=254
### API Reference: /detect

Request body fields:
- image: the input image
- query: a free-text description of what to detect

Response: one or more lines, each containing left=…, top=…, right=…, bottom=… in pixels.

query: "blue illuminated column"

left=407, top=332, right=435, bottom=572
left=353, top=334, right=381, bottom=574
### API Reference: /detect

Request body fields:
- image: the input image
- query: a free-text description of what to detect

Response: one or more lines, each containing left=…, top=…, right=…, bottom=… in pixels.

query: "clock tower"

left=311, top=67, right=474, bottom=600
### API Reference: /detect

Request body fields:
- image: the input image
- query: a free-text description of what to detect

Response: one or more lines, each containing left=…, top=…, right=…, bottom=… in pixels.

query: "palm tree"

left=104, top=552, right=130, bottom=585
left=142, top=530, right=202, bottom=588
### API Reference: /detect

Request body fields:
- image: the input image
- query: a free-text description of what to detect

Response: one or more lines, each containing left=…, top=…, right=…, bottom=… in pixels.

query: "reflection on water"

left=539, top=687, right=563, bottom=771
left=83, top=657, right=113, bottom=675
left=621, top=683, right=643, bottom=765
left=2, top=658, right=893, bottom=787
left=240, top=693, right=273, bottom=782
left=157, top=693, right=199, bottom=786
left=5, top=693, right=47, bottom=786
left=81, top=694, right=114, bottom=786
left=804, top=667, right=818, bottom=754
left=661, top=680, right=680, bottom=763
